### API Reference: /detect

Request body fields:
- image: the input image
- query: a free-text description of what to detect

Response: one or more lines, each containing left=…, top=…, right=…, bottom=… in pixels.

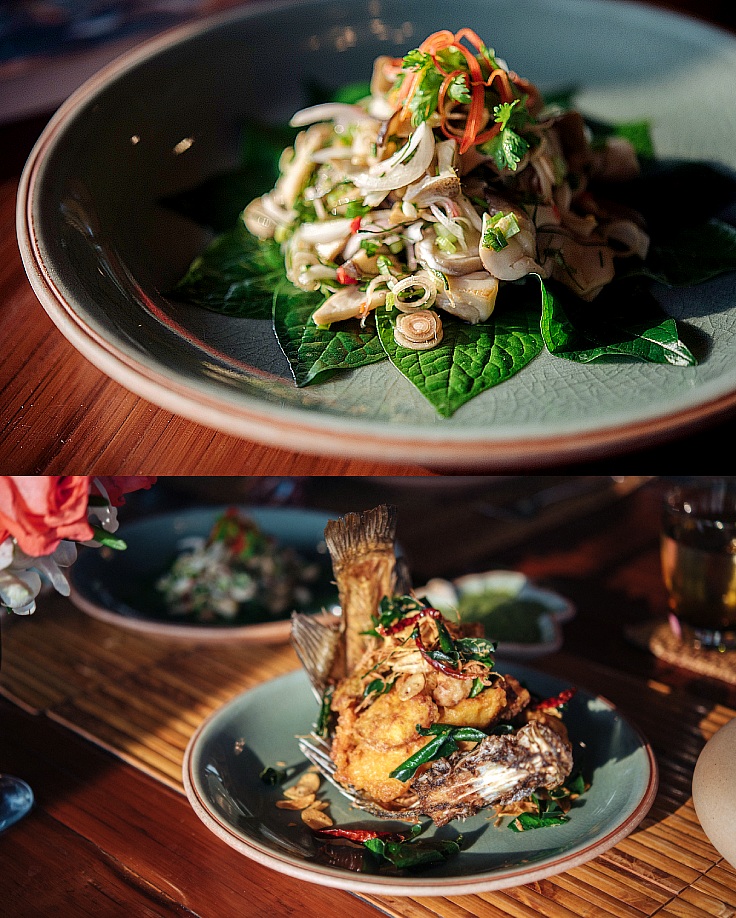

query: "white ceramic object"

left=692, top=717, right=736, bottom=868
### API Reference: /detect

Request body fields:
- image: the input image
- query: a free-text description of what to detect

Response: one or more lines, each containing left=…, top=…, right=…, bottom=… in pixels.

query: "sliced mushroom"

left=603, top=218, right=650, bottom=260
left=435, top=271, right=499, bottom=323
left=538, top=231, right=616, bottom=300
left=590, top=136, right=641, bottom=182
left=415, top=226, right=483, bottom=276
left=404, top=139, right=461, bottom=206
left=479, top=198, right=546, bottom=281
left=370, top=55, right=400, bottom=96
left=276, top=123, right=332, bottom=210
left=242, top=197, right=277, bottom=239
left=404, top=172, right=461, bottom=207
left=311, top=285, right=386, bottom=326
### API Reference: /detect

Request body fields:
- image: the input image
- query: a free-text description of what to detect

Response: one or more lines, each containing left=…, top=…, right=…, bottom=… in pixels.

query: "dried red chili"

left=532, top=688, right=577, bottom=710
left=413, top=626, right=470, bottom=680
left=378, top=606, right=442, bottom=636
left=315, top=827, right=410, bottom=843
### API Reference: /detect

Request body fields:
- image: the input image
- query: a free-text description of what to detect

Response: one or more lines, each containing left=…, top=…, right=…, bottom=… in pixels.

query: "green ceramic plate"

left=183, top=665, right=658, bottom=894
left=69, top=506, right=337, bottom=642
left=18, top=0, right=736, bottom=468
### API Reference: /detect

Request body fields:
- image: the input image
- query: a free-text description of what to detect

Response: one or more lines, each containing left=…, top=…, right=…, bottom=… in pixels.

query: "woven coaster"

left=626, top=620, right=736, bottom=685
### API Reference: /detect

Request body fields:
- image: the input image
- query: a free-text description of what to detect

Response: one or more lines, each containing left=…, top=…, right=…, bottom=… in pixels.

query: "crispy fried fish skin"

left=332, top=690, right=439, bottom=805
left=411, top=720, right=574, bottom=827
left=324, top=505, right=401, bottom=677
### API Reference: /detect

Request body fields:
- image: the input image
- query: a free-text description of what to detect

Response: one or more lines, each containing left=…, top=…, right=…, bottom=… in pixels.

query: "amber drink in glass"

left=661, top=479, right=736, bottom=650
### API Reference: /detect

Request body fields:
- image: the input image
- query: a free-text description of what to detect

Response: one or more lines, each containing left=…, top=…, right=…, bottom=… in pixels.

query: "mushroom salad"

left=244, top=28, right=648, bottom=349
left=172, top=27, right=736, bottom=415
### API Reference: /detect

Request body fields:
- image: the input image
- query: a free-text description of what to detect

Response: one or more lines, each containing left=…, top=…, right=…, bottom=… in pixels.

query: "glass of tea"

left=660, top=478, right=736, bottom=651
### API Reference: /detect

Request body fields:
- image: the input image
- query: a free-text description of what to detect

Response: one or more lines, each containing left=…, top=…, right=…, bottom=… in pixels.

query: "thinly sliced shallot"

left=290, top=103, right=376, bottom=128
left=353, top=122, right=435, bottom=194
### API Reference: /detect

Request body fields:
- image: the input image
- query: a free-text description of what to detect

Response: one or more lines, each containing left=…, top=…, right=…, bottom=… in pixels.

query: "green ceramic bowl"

left=183, top=665, right=658, bottom=894
left=17, top=0, right=736, bottom=467
left=69, top=505, right=337, bottom=642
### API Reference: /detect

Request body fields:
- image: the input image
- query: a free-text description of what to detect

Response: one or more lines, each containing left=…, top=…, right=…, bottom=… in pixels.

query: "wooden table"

left=1, top=0, right=735, bottom=475
left=1, top=476, right=735, bottom=916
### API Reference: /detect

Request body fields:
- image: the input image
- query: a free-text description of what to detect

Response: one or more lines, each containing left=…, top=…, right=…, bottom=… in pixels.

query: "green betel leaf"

left=586, top=116, right=654, bottom=159
left=376, top=297, right=543, bottom=417
left=541, top=277, right=696, bottom=366
left=595, top=161, right=736, bottom=236
left=635, top=219, right=736, bottom=287
left=173, top=223, right=283, bottom=319
left=273, top=283, right=387, bottom=386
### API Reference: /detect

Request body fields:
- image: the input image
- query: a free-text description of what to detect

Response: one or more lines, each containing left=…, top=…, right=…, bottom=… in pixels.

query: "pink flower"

left=0, top=477, right=94, bottom=556
left=95, top=476, right=157, bottom=507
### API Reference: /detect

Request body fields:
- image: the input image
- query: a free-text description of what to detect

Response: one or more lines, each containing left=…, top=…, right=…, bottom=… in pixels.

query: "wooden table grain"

left=1, top=1, right=735, bottom=475
left=1, top=476, right=735, bottom=917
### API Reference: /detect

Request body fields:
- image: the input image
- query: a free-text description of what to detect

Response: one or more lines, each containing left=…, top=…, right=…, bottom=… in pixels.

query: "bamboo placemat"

left=1, top=599, right=735, bottom=917
left=627, top=621, right=736, bottom=685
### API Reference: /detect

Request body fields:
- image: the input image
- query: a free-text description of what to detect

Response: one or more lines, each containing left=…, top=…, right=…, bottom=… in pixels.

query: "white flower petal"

left=51, top=541, right=78, bottom=568
left=28, top=556, right=71, bottom=596
left=0, top=569, right=42, bottom=614
left=0, top=537, right=14, bottom=570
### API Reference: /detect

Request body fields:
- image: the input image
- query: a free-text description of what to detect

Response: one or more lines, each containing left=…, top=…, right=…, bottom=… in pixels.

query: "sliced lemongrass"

left=390, top=272, right=437, bottom=312
left=394, top=309, right=444, bottom=350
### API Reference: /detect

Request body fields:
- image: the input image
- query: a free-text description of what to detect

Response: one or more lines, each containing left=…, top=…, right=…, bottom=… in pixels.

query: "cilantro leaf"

left=494, top=99, right=523, bottom=131
left=447, top=73, right=471, bottom=105
left=399, top=47, right=469, bottom=125
left=478, top=123, right=530, bottom=171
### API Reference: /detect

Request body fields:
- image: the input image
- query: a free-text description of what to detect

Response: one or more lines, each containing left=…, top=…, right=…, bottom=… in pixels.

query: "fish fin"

left=290, top=611, right=342, bottom=700
left=323, top=504, right=398, bottom=569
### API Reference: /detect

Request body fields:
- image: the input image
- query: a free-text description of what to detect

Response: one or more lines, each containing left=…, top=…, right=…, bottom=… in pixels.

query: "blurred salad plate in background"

left=69, top=505, right=338, bottom=642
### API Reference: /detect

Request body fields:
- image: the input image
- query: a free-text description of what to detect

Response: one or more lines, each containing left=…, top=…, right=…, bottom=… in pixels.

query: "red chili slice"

left=315, top=827, right=408, bottom=843
left=336, top=265, right=359, bottom=285
left=532, top=688, right=577, bottom=710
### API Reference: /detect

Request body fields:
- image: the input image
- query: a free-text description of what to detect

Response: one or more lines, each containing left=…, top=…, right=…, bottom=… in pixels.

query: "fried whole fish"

left=291, top=504, right=575, bottom=828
